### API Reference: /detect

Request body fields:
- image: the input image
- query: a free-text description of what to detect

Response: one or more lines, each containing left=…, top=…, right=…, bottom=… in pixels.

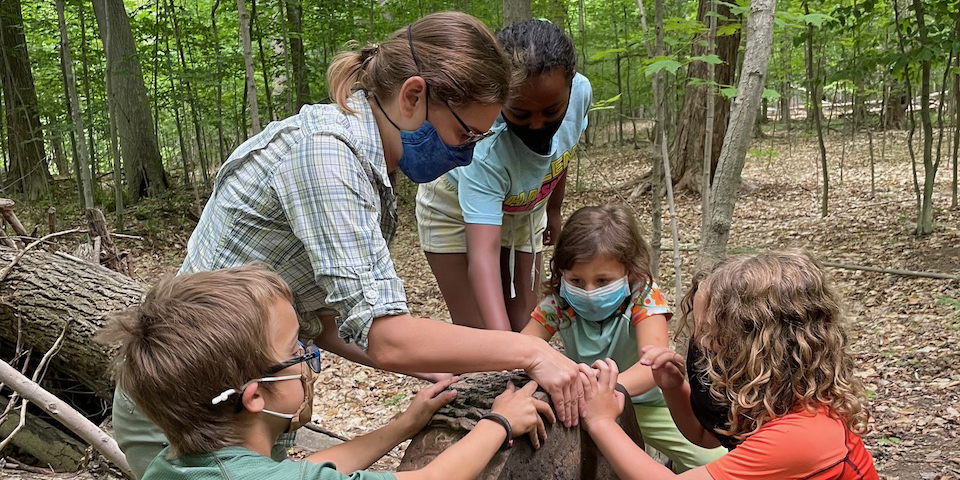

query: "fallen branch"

left=2, top=456, right=54, bottom=475
left=0, top=323, right=70, bottom=454
left=0, top=360, right=133, bottom=478
left=820, top=262, right=960, bottom=281
left=0, top=228, right=83, bottom=282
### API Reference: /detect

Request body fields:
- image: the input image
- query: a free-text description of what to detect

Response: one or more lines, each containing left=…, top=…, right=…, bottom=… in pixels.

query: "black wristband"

left=480, top=413, right=513, bottom=450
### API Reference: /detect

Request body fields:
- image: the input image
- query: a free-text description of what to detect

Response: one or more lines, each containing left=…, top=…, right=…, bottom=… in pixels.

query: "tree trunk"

left=162, top=6, right=192, bottom=187
left=168, top=0, right=210, bottom=185
left=91, top=0, right=169, bottom=202
left=952, top=72, right=958, bottom=208
left=613, top=11, right=623, bottom=146
left=211, top=0, right=227, bottom=164
left=0, top=396, right=87, bottom=472
left=80, top=6, right=97, bottom=194
left=238, top=0, right=261, bottom=134
left=912, top=0, right=934, bottom=235
left=57, top=0, right=95, bottom=210
left=251, top=0, right=275, bottom=122
left=805, top=0, right=828, bottom=218
left=501, top=0, right=531, bottom=27
left=667, top=0, right=741, bottom=193
left=286, top=0, right=309, bottom=110
left=884, top=80, right=907, bottom=129
left=0, top=0, right=50, bottom=202
left=698, top=0, right=777, bottom=269
left=398, top=372, right=644, bottom=480
left=51, top=133, right=69, bottom=176
left=0, top=249, right=146, bottom=401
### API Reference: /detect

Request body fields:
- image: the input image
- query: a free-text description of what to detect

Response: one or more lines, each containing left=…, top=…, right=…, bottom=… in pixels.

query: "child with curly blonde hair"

left=578, top=250, right=878, bottom=480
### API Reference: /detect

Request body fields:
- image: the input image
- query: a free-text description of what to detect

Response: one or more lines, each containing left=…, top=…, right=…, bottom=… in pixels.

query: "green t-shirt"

left=142, top=446, right=397, bottom=480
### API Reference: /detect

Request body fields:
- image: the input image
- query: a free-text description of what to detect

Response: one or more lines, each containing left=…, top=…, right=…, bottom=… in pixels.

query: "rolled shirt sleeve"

left=273, top=132, right=408, bottom=350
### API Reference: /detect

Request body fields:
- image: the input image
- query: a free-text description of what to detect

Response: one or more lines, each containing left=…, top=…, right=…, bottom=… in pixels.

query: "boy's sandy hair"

left=99, top=264, right=294, bottom=457
left=678, top=250, right=870, bottom=440
left=546, top=204, right=654, bottom=296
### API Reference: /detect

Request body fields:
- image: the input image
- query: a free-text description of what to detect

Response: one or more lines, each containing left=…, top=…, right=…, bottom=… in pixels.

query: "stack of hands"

left=400, top=346, right=686, bottom=448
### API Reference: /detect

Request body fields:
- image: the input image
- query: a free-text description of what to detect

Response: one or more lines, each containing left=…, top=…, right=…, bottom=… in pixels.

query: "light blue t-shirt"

left=445, top=73, right=593, bottom=225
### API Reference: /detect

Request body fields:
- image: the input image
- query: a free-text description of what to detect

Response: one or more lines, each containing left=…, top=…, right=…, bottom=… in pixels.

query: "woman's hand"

left=489, top=381, right=556, bottom=449
left=639, top=346, right=686, bottom=391
left=525, top=344, right=583, bottom=427
left=396, top=376, right=460, bottom=437
left=577, top=359, right=625, bottom=433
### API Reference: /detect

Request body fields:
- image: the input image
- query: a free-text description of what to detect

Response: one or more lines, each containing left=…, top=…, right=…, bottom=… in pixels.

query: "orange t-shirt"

left=706, top=408, right=878, bottom=480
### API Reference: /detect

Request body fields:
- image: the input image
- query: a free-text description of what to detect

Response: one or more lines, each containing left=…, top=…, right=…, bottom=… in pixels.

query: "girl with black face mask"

left=416, top=19, right=593, bottom=334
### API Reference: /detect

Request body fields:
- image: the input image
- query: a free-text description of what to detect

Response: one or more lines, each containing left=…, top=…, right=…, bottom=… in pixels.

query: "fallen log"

left=399, top=371, right=645, bottom=480
left=0, top=248, right=146, bottom=401
left=0, top=396, right=86, bottom=471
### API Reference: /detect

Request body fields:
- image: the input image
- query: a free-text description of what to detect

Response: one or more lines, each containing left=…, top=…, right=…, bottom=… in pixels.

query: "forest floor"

left=3, top=126, right=959, bottom=480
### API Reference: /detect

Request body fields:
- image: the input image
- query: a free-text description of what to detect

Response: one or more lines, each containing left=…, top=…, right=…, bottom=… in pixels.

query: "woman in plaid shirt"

left=113, top=12, right=584, bottom=479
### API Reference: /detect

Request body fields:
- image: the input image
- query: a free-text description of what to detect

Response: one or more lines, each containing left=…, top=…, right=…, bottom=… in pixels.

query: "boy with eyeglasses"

left=101, top=265, right=554, bottom=480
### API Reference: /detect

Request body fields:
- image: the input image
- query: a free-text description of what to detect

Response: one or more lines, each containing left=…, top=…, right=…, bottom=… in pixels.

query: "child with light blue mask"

left=521, top=205, right=726, bottom=472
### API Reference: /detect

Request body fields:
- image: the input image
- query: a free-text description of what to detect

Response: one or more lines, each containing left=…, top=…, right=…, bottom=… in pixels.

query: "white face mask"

left=211, top=367, right=316, bottom=433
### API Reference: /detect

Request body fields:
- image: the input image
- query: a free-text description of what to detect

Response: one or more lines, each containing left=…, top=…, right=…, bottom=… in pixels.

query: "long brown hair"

left=680, top=250, right=870, bottom=440
left=327, top=11, right=511, bottom=113
left=547, top=205, right=653, bottom=295
left=99, top=265, right=294, bottom=457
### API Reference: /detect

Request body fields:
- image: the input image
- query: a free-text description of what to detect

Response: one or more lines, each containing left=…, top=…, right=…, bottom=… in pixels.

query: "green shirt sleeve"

left=299, top=460, right=398, bottom=480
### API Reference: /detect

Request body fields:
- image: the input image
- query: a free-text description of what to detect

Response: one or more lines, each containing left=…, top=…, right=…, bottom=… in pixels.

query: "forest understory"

left=1, top=127, right=959, bottom=480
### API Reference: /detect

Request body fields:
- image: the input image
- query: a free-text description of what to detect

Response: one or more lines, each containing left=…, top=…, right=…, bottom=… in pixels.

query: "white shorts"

left=415, top=176, right=547, bottom=255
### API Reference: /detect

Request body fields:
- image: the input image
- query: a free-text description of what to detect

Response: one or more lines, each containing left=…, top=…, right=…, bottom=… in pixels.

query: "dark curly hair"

left=497, top=19, right=576, bottom=88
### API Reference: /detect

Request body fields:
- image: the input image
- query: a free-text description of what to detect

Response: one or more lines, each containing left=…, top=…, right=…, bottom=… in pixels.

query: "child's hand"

left=397, top=376, right=460, bottom=437
left=577, top=359, right=625, bottom=432
left=639, top=346, right=686, bottom=391
left=490, top=381, right=556, bottom=449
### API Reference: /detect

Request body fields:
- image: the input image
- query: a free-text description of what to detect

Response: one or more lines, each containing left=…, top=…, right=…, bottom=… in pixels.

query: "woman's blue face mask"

left=374, top=24, right=494, bottom=184
left=377, top=100, right=477, bottom=183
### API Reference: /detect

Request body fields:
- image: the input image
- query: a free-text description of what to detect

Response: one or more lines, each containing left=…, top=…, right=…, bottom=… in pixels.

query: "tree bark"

left=0, top=396, right=87, bottom=472
left=804, top=0, right=828, bottom=218
left=666, top=0, right=741, bottom=193
left=57, top=0, right=95, bottom=211
left=251, top=0, right=275, bottom=122
left=212, top=0, right=227, bottom=164
left=0, top=248, right=145, bottom=401
left=502, top=0, right=531, bottom=27
left=161, top=1, right=193, bottom=187
left=91, top=0, right=169, bottom=202
left=399, top=372, right=644, bottom=480
left=167, top=0, right=210, bottom=185
left=952, top=71, right=958, bottom=208
left=0, top=0, right=50, bottom=201
left=80, top=6, right=97, bottom=193
left=698, top=0, right=777, bottom=269
left=238, top=0, right=261, bottom=134
left=286, top=0, right=310, bottom=110
left=911, top=0, right=934, bottom=235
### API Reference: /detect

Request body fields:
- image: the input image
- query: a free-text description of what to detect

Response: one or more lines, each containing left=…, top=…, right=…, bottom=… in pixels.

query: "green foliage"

left=938, top=297, right=960, bottom=319
left=11, top=0, right=960, bottom=215
left=644, top=57, right=683, bottom=77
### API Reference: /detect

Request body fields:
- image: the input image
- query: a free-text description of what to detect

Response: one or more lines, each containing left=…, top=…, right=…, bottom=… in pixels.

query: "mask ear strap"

left=406, top=24, right=429, bottom=122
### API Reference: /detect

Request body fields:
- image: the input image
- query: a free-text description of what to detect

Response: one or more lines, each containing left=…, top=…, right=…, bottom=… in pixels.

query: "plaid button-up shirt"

left=180, top=93, right=407, bottom=350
